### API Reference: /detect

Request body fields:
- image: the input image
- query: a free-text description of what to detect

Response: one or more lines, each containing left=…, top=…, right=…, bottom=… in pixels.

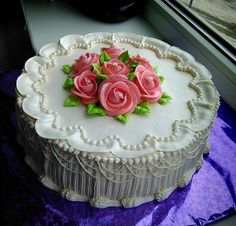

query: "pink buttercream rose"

left=101, top=45, right=125, bottom=59
left=71, top=70, right=98, bottom=104
left=102, top=59, right=129, bottom=76
left=131, top=54, right=154, bottom=72
left=72, top=53, right=100, bottom=77
left=133, top=65, right=162, bottom=102
left=98, top=75, right=141, bottom=116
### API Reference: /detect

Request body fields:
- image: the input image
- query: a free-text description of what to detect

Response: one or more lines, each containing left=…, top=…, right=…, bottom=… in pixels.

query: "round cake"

left=16, top=32, right=220, bottom=208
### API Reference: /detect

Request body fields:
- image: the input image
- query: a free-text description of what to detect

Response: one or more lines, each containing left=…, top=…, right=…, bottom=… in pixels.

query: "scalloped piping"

left=18, top=122, right=205, bottom=183
left=17, top=101, right=212, bottom=164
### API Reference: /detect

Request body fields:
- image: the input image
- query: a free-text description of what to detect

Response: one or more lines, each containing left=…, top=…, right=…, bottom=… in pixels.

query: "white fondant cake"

left=16, top=32, right=220, bottom=208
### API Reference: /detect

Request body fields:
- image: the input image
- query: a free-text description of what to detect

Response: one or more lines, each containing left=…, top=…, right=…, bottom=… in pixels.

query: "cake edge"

left=16, top=32, right=221, bottom=159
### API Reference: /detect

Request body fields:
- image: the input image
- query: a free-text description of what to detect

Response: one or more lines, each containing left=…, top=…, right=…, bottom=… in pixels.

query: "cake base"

left=24, top=149, right=203, bottom=208
left=17, top=113, right=208, bottom=208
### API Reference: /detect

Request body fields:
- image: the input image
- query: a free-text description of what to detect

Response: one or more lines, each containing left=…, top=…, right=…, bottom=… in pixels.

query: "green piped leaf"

left=63, top=76, right=74, bottom=90
left=130, top=62, right=140, bottom=72
left=92, top=63, right=101, bottom=74
left=115, top=114, right=130, bottom=123
left=134, top=102, right=151, bottom=115
left=159, top=76, right=164, bottom=85
left=152, top=65, right=159, bottom=74
left=96, top=74, right=108, bottom=84
left=139, top=102, right=151, bottom=110
left=118, top=50, right=130, bottom=64
left=158, top=92, right=172, bottom=105
left=86, top=104, right=106, bottom=116
left=100, top=51, right=110, bottom=64
left=64, top=95, right=80, bottom=107
left=62, top=64, right=72, bottom=74
left=128, top=72, right=137, bottom=81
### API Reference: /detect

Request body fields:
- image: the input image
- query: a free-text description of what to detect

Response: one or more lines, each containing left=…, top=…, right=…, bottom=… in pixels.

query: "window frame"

left=163, top=0, right=235, bottom=63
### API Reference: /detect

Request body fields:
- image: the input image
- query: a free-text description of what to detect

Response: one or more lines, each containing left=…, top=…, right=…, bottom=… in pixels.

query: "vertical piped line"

left=141, top=36, right=146, bottom=46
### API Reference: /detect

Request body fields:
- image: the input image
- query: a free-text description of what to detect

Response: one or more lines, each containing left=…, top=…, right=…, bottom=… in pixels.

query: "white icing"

left=19, top=121, right=203, bottom=208
left=16, top=73, right=34, bottom=95
left=16, top=32, right=219, bottom=158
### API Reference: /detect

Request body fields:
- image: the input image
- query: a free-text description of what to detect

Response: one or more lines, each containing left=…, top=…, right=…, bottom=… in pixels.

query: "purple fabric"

left=1, top=70, right=236, bottom=226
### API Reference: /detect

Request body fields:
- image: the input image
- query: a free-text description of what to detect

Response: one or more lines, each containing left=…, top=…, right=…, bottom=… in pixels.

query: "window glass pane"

left=175, top=0, right=236, bottom=51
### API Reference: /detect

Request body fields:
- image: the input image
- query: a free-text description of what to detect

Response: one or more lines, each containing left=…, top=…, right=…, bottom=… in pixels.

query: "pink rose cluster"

left=67, top=45, right=163, bottom=117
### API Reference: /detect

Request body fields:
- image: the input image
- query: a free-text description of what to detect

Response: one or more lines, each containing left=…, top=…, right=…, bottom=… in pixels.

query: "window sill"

left=21, top=0, right=161, bottom=52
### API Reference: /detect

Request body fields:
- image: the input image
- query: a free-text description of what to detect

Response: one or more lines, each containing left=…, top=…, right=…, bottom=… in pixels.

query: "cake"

left=16, top=32, right=220, bottom=208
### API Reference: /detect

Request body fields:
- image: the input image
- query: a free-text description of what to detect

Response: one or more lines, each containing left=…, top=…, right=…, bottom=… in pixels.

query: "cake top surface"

left=17, top=32, right=219, bottom=159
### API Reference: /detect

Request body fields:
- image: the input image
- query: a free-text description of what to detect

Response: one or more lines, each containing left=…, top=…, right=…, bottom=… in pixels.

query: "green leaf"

left=152, top=65, right=159, bottom=74
left=86, top=104, right=106, bottom=116
left=128, top=72, right=137, bottom=81
left=139, top=101, right=151, bottom=110
left=158, top=92, right=172, bottom=105
left=118, top=50, right=130, bottom=64
left=87, top=103, right=96, bottom=114
left=64, top=95, right=80, bottom=107
left=62, top=64, right=72, bottom=74
left=63, top=76, right=74, bottom=90
left=96, top=74, right=108, bottom=84
left=159, top=76, right=164, bottom=85
left=115, top=114, right=130, bottom=123
left=134, top=102, right=151, bottom=115
left=100, top=51, right=110, bottom=64
left=130, top=62, right=140, bottom=72
left=92, top=63, right=101, bottom=74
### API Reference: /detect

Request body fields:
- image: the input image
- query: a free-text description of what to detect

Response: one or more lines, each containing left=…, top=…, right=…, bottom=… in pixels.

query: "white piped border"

left=16, top=32, right=220, bottom=159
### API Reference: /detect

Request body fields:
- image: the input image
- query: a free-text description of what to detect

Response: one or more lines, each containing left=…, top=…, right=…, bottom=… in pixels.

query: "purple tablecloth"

left=1, top=69, right=236, bottom=226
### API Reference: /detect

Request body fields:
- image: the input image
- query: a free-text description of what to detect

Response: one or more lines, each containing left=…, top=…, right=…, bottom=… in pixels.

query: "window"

left=144, top=0, right=236, bottom=110
left=173, top=0, right=236, bottom=62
